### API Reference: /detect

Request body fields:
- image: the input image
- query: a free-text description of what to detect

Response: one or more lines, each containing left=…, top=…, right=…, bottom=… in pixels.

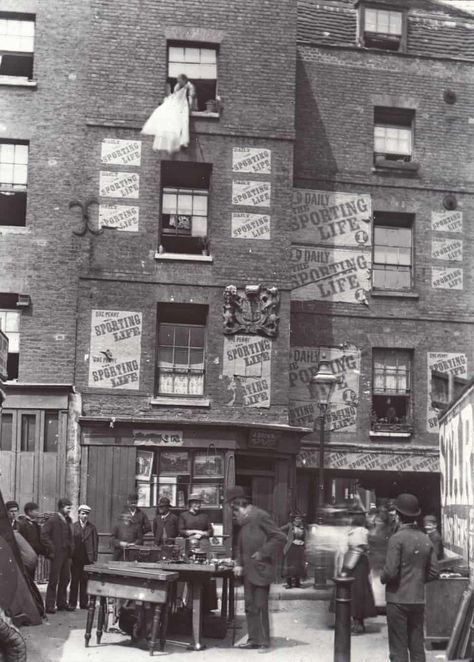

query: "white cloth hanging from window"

left=141, top=85, right=190, bottom=154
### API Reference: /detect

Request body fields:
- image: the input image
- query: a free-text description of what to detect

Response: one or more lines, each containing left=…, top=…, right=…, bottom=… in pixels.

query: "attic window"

left=362, top=7, right=404, bottom=52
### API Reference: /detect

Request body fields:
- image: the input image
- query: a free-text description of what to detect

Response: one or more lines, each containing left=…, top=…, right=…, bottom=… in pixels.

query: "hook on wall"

left=69, top=197, right=102, bottom=236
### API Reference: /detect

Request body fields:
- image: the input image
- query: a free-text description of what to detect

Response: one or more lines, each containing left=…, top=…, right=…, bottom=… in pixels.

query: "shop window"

left=44, top=411, right=59, bottom=452
left=372, top=349, right=412, bottom=432
left=374, top=107, right=414, bottom=164
left=0, top=13, right=35, bottom=79
left=0, top=140, right=29, bottom=226
left=372, top=212, right=413, bottom=290
left=0, top=412, right=13, bottom=451
left=156, top=303, right=207, bottom=396
left=0, top=308, right=20, bottom=379
left=20, top=413, right=36, bottom=452
left=160, top=161, right=211, bottom=255
left=361, top=6, right=404, bottom=51
left=167, top=43, right=217, bottom=112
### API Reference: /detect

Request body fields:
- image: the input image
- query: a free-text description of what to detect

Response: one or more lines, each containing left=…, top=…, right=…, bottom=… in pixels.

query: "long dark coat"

left=41, top=514, right=74, bottom=559
left=152, top=513, right=179, bottom=545
left=72, top=521, right=98, bottom=565
left=236, top=506, right=286, bottom=586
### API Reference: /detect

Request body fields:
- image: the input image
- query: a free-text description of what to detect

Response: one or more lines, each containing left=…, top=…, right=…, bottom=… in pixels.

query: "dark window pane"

left=0, top=413, right=13, bottom=451
left=7, top=353, right=18, bottom=379
left=44, top=411, right=58, bottom=453
left=174, top=326, right=189, bottom=347
left=174, top=347, right=189, bottom=365
left=190, top=349, right=204, bottom=365
left=158, top=347, right=173, bottom=365
left=20, top=414, right=35, bottom=452
left=0, top=53, right=33, bottom=78
left=189, top=326, right=205, bottom=347
left=0, top=191, right=27, bottom=227
left=159, top=325, right=174, bottom=346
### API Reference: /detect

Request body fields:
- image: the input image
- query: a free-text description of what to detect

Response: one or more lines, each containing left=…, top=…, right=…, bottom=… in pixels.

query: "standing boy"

left=69, top=505, right=98, bottom=609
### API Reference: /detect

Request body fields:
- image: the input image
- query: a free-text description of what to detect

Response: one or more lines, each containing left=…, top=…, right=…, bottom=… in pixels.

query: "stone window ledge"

left=150, top=396, right=210, bottom=408
left=155, top=252, right=213, bottom=263
left=0, top=76, right=37, bottom=88
left=371, top=290, right=419, bottom=299
left=191, top=111, right=220, bottom=119
left=369, top=431, right=412, bottom=439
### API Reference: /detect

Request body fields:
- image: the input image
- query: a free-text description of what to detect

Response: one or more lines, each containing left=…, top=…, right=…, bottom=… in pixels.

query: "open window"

left=0, top=140, right=28, bottom=226
left=361, top=5, right=404, bottom=51
left=372, top=212, right=413, bottom=291
left=372, top=349, right=412, bottom=433
left=167, top=43, right=218, bottom=112
left=0, top=13, right=35, bottom=79
left=374, top=107, right=414, bottom=164
left=156, top=303, right=208, bottom=397
left=0, top=306, right=20, bottom=379
left=160, top=161, right=211, bottom=255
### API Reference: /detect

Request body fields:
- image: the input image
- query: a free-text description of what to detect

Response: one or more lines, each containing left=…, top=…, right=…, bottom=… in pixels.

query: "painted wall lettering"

left=231, top=212, right=270, bottom=239
left=431, top=210, right=463, bottom=233
left=98, top=204, right=139, bottom=232
left=101, top=139, right=142, bottom=167
left=432, top=237, right=463, bottom=261
left=232, top=181, right=271, bottom=207
left=427, top=352, right=467, bottom=433
left=432, top=267, right=463, bottom=290
left=99, top=171, right=139, bottom=199
left=232, top=147, right=271, bottom=174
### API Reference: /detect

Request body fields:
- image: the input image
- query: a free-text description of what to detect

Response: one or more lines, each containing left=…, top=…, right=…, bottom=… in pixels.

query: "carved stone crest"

left=223, top=284, right=280, bottom=337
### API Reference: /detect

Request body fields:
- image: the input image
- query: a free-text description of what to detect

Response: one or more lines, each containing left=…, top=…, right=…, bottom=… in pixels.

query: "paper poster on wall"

left=98, top=204, right=139, bottom=232
left=99, top=171, right=139, bottom=199
left=431, top=210, right=463, bottom=233
left=88, top=309, right=142, bottom=390
left=101, top=139, right=142, bottom=167
left=231, top=212, right=270, bottom=239
left=291, top=189, right=372, bottom=247
left=291, top=245, right=371, bottom=304
left=221, top=335, right=271, bottom=408
left=297, top=448, right=439, bottom=473
left=232, top=147, right=271, bottom=174
left=427, top=352, right=467, bottom=433
left=289, top=345, right=360, bottom=430
left=232, top=181, right=270, bottom=207
left=432, top=267, right=463, bottom=290
left=431, top=237, right=463, bottom=261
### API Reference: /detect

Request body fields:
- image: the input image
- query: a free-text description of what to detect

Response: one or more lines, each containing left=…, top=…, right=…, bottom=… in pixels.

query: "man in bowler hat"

left=227, top=486, right=286, bottom=650
left=153, top=496, right=179, bottom=545
left=381, top=493, right=439, bottom=662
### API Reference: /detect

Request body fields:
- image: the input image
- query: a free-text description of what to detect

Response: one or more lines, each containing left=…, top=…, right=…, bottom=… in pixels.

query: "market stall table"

left=83, top=563, right=178, bottom=656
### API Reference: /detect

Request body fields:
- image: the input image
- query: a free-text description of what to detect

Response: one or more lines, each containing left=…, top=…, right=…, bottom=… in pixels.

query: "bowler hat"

left=225, top=486, right=248, bottom=503
left=188, top=492, right=202, bottom=502
left=395, top=493, right=421, bottom=517
left=157, top=496, right=171, bottom=507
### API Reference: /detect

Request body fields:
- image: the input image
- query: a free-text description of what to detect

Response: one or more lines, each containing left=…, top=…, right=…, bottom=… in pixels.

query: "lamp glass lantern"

left=309, top=355, right=338, bottom=413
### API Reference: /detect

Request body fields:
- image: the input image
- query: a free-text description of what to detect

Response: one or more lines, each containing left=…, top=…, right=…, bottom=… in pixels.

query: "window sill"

left=191, top=111, right=220, bottom=119
left=154, top=252, right=213, bottom=263
left=372, top=160, right=420, bottom=176
left=371, top=290, right=419, bottom=299
left=150, top=396, right=210, bottom=408
left=0, top=76, right=37, bottom=88
left=369, top=431, right=412, bottom=439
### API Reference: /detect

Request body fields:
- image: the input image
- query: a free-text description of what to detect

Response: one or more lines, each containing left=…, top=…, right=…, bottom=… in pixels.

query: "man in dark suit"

left=152, top=496, right=179, bottom=545
left=127, top=492, right=151, bottom=537
left=381, top=493, right=439, bottom=662
left=423, top=515, right=444, bottom=560
left=17, top=502, right=53, bottom=586
left=226, top=486, right=286, bottom=651
left=68, top=504, right=98, bottom=609
left=110, top=508, right=143, bottom=561
left=41, top=497, right=75, bottom=614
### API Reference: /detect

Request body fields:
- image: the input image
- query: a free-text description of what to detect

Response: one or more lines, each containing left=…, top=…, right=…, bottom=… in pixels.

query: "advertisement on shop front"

left=431, top=237, right=463, bottom=261
left=88, top=309, right=142, bottom=390
left=431, top=210, right=463, bottom=233
left=231, top=212, right=270, bottom=239
left=427, top=352, right=468, bottom=433
left=289, top=345, right=360, bottom=430
left=232, top=147, right=271, bottom=174
left=99, top=171, right=139, bottom=199
left=297, top=448, right=440, bottom=473
left=100, top=139, right=142, bottom=167
left=98, top=204, right=139, bottom=232
left=221, top=334, right=271, bottom=408
left=232, top=181, right=271, bottom=207
left=432, top=267, right=463, bottom=290
left=439, top=385, right=474, bottom=567
left=291, top=245, right=371, bottom=304
left=291, top=189, right=372, bottom=247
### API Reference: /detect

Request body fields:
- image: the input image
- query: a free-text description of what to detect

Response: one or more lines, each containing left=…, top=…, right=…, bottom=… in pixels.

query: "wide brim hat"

left=395, top=493, right=421, bottom=517
left=225, top=486, right=248, bottom=503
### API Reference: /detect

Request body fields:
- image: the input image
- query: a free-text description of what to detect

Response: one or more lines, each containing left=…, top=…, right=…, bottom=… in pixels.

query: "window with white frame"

left=156, top=304, right=207, bottom=397
left=373, top=212, right=413, bottom=290
left=374, top=107, right=414, bottom=163
left=0, top=141, right=29, bottom=226
left=362, top=6, right=403, bottom=51
left=0, top=13, right=35, bottom=78
left=167, top=43, right=217, bottom=112
left=160, top=161, right=211, bottom=254
left=372, top=349, right=412, bottom=429
left=0, top=309, right=20, bottom=379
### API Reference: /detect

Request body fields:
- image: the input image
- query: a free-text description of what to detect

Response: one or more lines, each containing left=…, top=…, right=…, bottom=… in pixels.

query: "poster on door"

left=232, top=181, right=271, bottom=207
left=221, top=335, right=271, bottom=408
left=289, top=345, right=360, bottom=430
left=88, top=309, right=142, bottom=390
left=291, top=245, right=371, bottom=304
left=99, top=171, right=139, bottom=199
left=98, top=204, right=139, bottom=232
left=431, top=210, right=463, bottom=233
left=100, top=139, right=142, bottom=167
left=231, top=212, right=270, bottom=239
left=427, top=352, right=467, bottom=433
left=232, top=147, right=271, bottom=174
left=291, top=189, right=372, bottom=247
left=432, top=238, right=463, bottom=261
left=432, top=267, right=463, bottom=290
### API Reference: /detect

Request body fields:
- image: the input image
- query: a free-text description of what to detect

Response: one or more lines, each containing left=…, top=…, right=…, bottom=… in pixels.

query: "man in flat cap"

left=5, top=501, right=19, bottom=531
left=69, top=505, right=98, bottom=610
left=226, top=486, right=286, bottom=651
left=153, top=496, right=179, bottom=546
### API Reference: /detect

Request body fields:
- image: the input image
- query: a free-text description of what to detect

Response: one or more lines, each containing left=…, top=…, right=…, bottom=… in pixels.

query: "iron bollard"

left=332, top=575, right=354, bottom=662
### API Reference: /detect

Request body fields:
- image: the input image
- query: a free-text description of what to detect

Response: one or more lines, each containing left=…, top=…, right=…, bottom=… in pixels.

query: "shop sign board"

left=297, top=448, right=440, bottom=473
left=427, top=353, right=467, bottom=433
left=101, top=139, right=142, bottom=167
left=133, top=430, right=184, bottom=447
left=248, top=430, right=279, bottom=449
left=232, top=147, right=271, bottom=174
left=222, top=334, right=271, bottom=408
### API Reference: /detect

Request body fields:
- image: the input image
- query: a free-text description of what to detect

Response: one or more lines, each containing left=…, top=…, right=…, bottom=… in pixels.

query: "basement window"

left=362, top=6, right=404, bottom=51
left=167, top=43, right=218, bottom=112
left=0, top=13, right=35, bottom=79
left=0, top=140, right=28, bottom=226
left=372, top=349, right=412, bottom=433
left=374, top=107, right=414, bottom=164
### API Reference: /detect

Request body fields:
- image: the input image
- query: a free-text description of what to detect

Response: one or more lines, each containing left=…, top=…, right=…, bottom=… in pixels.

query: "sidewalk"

left=22, top=585, right=448, bottom=662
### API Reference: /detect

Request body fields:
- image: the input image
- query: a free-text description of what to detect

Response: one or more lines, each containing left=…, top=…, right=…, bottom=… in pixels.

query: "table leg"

left=159, top=587, right=173, bottom=652
left=187, top=579, right=206, bottom=651
left=220, top=577, right=228, bottom=621
left=228, top=576, right=235, bottom=622
left=96, top=596, right=107, bottom=645
left=85, top=595, right=96, bottom=648
left=149, top=604, right=162, bottom=656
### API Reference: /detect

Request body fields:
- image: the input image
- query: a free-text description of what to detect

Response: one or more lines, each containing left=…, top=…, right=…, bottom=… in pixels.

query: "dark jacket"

left=178, top=510, right=213, bottom=537
left=129, top=508, right=151, bottom=536
left=427, top=529, right=444, bottom=560
left=153, top=512, right=179, bottom=545
left=236, top=506, right=286, bottom=586
left=72, top=521, right=99, bottom=565
left=110, top=521, right=143, bottom=560
left=381, top=523, right=439, bottom=604
left=41, top=513, right=74, bottom=559
left=17, top=516, right=51, bottom=557
left=281, top=522, right=306, bottom=556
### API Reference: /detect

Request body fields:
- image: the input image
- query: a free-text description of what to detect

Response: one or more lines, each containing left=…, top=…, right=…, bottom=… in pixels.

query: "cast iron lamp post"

left=308, top=354, right=338, bottom=587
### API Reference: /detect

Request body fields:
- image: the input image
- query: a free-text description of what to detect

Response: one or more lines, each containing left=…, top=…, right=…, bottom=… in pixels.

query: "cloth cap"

left=24, top=502, right=39, bottom=513
left=224, top=486, right=249, bottom=503
left=395, top=493, right=421, bottom=518
left=78, top=504, right=91, bottom=513
left=423, top=515, right=437, bottom=524
left=188, top=492, right=203, bottom=503
left=157, top=496, right=171, bottom=507
left=5, top=501, right=19, bottom=511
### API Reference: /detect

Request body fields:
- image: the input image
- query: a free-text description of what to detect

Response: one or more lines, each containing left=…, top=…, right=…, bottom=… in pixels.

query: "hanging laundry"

left=141, top=84, right=190, bottom=154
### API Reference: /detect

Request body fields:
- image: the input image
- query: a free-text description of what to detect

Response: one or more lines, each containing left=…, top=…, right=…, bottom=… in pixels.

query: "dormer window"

left=362, top=6, right=404, bottom=52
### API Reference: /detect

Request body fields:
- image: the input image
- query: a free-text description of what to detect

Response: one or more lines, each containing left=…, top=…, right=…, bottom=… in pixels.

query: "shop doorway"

left=235, top=454, right=275, bottom=515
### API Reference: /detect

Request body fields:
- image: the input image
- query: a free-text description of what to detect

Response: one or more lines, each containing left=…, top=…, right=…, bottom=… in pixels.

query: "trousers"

left=69, top=561, right=88, bottom=608
left=243, top=578, right=270, bottom=646
left=386, top=602, right=426, bottom=662
left=46, top=551, right=71, bottom=611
